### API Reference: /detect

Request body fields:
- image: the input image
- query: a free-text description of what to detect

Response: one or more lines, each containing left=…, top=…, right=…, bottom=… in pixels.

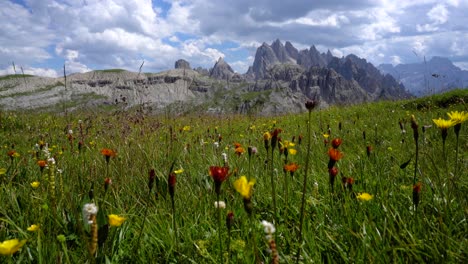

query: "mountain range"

left=378, top=57, right=468, bottom=97
left=0, top=40, right=412, bottom=114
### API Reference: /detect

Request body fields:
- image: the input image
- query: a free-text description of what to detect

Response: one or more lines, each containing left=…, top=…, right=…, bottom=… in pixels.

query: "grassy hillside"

left=0, top=90, right=467, bottom=263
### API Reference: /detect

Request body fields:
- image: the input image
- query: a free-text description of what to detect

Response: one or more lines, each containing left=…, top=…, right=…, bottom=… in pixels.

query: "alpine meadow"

left=0, top=89, right=467, bottom=263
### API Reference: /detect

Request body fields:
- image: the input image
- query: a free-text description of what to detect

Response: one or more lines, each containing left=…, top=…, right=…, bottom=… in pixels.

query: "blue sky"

left=1, top=0, right=467, bottom=77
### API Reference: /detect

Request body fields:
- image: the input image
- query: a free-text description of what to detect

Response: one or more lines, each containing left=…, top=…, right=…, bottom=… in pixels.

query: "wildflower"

left=209, top=166, right=229, bottom=195
left=234, top=146, right=245, bottom=156
left=447, top=111, right=468, bottom=124
left=27, top=224, right=40, bottom=232
left=261, top=220, right=275, bottom=236
left=327, top=148, right=343, bottom=169
left=356, top=193, right=373, bottom=201
left=331, top=138, right=342, bottom=149
left=30, top=181, right=40, bottom=188
left=37, top=160, right=47, bottom=169
left=100, top=148, right=116, bottom=163
left=0, top=239, right=27, bottom=256
left=83, top=203, right=99, bottom=255
left=305, top=100, right=318, bottom=111
left=248, top=146, right=257, bottom=157
left=104, top=178, right=112, bottom=192
left=288, top=148, right=297, bottom=155
left=214, top=201, right=226, bottom=209
left=174, top=168, right=184, bottom=174
left=270, top=129, right=282, bottom=150
left=182, top=125, right=191, bottom=131
left=323, top=133, right=330, bottom=139
left=168, top=172, right=176, bottom=198
left=82, top=203, right=98, bottom=225
left=233, top=176, right=255, bottom=200
left=214, top=142, right=219, bottom=148
left=226, top=211, right=234, bottom=232
left=108, top=214, right=126, bottom=227
left=263, top=132, right=271, bottom=150
left=283, top=162, right=299, bottom=176
left=328, top=148, right=343, bottom=162
left=221, top=153, right=228, bottom=165
left=413, top=182, right=422, bottom=209
left=0, top=168, right=6, bottom=175
left=7, top=150, right=19, bottom=159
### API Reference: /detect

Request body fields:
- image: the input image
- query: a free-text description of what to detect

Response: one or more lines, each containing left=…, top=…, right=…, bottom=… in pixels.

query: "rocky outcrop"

left=328, top=54, right=411, bottom=100
left=210, top=57, right=235, bottom=80
left=175, top=59, right=191, bottom=69
left=297, top=45, right=327, bottom=69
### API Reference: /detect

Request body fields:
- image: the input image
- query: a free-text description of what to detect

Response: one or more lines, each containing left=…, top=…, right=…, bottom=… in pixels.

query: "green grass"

left=0, top=91, right=467, bottom=263
left=0, top=74, right=34, bottom=81
left=94, top=69, right=126, bottom=73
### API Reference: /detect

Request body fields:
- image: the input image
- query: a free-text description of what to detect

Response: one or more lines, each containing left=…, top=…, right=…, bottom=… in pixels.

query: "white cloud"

left=0, top=65, right=58, bottom=78
left=427, top=4, right=449, bottom=24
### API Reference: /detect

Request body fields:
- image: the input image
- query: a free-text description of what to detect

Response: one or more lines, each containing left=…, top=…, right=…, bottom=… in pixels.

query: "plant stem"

left=296, top=110, right=312, bottom=263
left=216, top=192, right=223, bottom=263
left=270, top=148, right=277, bottom=222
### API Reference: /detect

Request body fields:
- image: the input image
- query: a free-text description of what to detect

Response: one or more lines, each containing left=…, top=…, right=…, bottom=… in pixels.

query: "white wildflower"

left=261, top=220, right=275, bottom=235
left=82, top=203, right=98, bottom=224
left=214, top=201, right=226, bottom=209
left=214, top=142, right=219, bottom=148
left=221, top=152, right=228, bottom=163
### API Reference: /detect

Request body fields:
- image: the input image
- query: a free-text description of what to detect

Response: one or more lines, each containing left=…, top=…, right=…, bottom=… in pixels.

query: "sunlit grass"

left=0, top=90, right=467, bottom=263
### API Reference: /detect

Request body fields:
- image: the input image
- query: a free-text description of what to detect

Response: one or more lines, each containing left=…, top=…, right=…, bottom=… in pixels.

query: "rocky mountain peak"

left=210, top=57, right=235, bottom=80
left=175, top=59, right=191, bottom=69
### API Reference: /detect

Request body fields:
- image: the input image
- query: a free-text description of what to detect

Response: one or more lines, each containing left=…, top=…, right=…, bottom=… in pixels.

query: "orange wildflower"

left=283, top=163, right=299, bottom=175
left=328, top=148, right=343, bottom=162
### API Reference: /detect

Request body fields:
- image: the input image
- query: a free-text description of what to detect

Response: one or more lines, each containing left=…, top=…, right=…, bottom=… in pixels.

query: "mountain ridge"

left=0, top=40, right=413, bottom=115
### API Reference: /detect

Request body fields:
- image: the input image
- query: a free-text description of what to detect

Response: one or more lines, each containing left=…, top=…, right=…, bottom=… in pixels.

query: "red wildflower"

left=209, top=166, right=229, bottom=194
left=331, top=138, right=342, bottom=149
left=168, top=172, right=176, bottom=198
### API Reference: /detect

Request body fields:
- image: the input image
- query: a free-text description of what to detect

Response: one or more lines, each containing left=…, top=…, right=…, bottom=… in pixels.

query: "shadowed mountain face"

left=0, top=40, right=413, bottom=115
left=248, top=39, right=412, bottom=103
left=378, top=57, right=468, bottom=97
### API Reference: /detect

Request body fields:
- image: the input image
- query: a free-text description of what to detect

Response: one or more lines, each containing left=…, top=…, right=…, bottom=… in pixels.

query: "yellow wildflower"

left=174, top=168, right=184, bottom=174
left=432, top=118, right=455, bottom=129
left=27, top=224, right=40, bottom=232
left=288, top=148, right=297, bottom=155
left=0, top=168, right=6, bottom=175
left=108, top=214, right=126, bottom=227
left=323, top=133, right=330, bottom=139
left=183, top=125, right=191, bottom=131
left=0, top=239, right=27, bottom=256
left=30, top=181, right=40, bottom=188
left=447, top=111, right=468, bottom=124
left=233, top=176, right=255, bottom=199
left=263, top=131, right=271, bottom=141
left=356, top=193, right=373, bottom=201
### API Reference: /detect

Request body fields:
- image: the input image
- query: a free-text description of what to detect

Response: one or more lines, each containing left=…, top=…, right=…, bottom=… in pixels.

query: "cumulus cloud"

left=1, top=0, right=468, bottom=77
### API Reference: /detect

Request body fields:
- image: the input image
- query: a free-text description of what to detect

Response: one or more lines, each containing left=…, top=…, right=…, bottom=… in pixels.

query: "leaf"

left=400, top=158, right=412, bottom=169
